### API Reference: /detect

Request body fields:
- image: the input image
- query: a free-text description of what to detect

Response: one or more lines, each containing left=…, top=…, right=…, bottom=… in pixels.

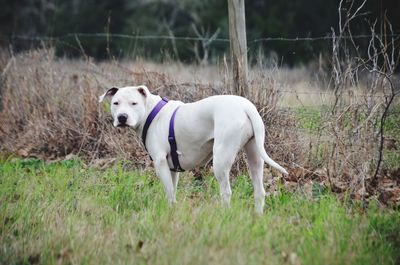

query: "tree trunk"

left=227, top=0, right=248, bottom=97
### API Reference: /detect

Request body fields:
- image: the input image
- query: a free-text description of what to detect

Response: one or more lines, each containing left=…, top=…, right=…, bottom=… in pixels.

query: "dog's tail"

left=245, top=104, right=288, bottom=175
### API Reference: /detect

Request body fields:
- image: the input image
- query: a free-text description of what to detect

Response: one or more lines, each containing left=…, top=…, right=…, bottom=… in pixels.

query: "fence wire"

left=8, top=32, right=400, bottom=44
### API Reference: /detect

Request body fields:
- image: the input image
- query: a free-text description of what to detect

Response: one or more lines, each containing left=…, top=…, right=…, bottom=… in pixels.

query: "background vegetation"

left=1, top=0, right=399, bottom=64
left=0, top=1, right=399, bottom=264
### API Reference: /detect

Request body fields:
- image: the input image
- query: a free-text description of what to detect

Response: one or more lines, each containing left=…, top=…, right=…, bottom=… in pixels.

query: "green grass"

left=1, top=158, right=399, bottom=265
left=294, top=106, right=325, bottom=132
left=294, top=105, right=400, bottom=170
left=294, top=104, right=400, bottom=135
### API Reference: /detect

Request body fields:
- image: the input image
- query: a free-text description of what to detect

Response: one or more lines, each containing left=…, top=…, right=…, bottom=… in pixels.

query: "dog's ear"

left=137, top=85, right=148, bottom=97
left=99, top=87, right=119, bottom=102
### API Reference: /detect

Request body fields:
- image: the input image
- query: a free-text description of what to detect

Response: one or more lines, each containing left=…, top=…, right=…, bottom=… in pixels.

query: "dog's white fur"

left=99, top=85, right=287, bottom=213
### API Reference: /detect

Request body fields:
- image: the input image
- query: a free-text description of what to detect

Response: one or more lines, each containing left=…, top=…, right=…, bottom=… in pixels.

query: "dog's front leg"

left=153, top=158, right=176, bottom=204
left=171, top=171, right=180, bottom=199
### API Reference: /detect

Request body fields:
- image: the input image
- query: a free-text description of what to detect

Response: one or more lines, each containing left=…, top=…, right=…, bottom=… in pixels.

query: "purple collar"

left=141, top=97, right=169, bottom=150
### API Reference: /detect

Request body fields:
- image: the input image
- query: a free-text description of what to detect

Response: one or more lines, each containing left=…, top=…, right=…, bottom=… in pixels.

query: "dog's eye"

left=131, top=102, right=137, bottom=106
left=113, top=102, right=119, bottom=105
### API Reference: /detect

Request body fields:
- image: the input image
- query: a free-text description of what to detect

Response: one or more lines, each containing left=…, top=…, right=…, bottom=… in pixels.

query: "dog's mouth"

left=117, top=123, right=129, bottom=128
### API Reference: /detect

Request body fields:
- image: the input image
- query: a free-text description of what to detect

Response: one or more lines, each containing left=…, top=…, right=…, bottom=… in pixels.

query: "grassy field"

left=1, top=158, right=399, bottom=265
left=0, top=49, right=399, bottom=264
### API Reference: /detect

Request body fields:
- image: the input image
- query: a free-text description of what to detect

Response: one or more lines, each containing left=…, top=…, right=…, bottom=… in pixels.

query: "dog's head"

left=99, top=85, right=148, bottom=128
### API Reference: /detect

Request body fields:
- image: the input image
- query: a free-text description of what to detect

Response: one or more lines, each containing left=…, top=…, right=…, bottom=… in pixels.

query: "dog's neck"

left=136, top=93, right=163, bottom=135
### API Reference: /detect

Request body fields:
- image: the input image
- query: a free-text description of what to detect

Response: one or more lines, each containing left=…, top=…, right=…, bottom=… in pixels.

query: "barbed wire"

left=7, top=33, right=224, bottom=43
left=8, top=32, right=400, bottom=44
left=10, top=33, right=231, bottom=43
left=251, top=34, right=400, bottom=43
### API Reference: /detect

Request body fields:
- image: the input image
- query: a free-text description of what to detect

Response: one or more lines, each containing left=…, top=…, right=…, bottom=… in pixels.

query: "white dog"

left=99, top=85, right=287, bottom=213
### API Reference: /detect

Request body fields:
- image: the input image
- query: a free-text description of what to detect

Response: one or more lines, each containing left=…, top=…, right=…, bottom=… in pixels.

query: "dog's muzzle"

left=117, top=113, right=128, bottom=127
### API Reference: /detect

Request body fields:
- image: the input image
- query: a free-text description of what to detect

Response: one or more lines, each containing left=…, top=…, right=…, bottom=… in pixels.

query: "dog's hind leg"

left=244, top=138, right=266, bottom=214
left=212, top=136, right=242, bottom=208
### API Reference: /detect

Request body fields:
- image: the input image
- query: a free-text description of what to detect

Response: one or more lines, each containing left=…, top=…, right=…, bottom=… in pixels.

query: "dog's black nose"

left=118, top=114, right=128, bottom=124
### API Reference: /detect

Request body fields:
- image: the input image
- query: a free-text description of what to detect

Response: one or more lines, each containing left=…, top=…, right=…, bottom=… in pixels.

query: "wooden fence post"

left=227, top=0, right=248, bottom=96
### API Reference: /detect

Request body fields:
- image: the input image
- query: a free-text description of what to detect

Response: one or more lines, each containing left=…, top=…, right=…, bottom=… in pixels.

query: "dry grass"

left=0, top=48, right=298, bottom=168
left=0, top=48, right=399, bottom=205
